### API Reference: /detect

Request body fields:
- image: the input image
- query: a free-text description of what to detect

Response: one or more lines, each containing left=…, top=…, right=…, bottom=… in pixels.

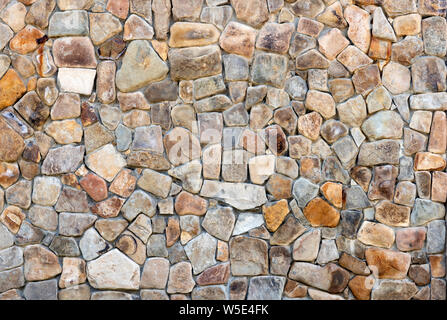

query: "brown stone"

left=98, top=36, right=126, bottom=60
left=431, top=171, right=447, bottom=202
left=414, top=152, right=446, bottom=171
left=365, top=248, right=411, bottom=279
left=230, top=236, right=268, bottom=276
left=166, top=217, right=180, bottom=247
left=303, top=198, right=340, bottom=228
left=300, top=156, right=321, bottom=184
left=175, top=191, right=208, bottom=216
left=9, top=25, right=45, bottom=54
left=169, top=22, right=219, bottom=48
left=291, top=0, right=324, bottom=18
left=196, top=263, right=230, bottom=286
left=339, top=252, right=370, bottom=276
left=408, top=264, right=430, bottom=286
left=368, top=165, right=398, bottom=201
left=80, top=102, right=98, bottom=127
left=59, top=258, right=87, bottom=289
left=352, top=65, right=381, bottom=97
left=107, top=0, right=129, bottom=19
left=219, top=22, right=257, bottom=59
left=296, top=49, right=330, bottom=70
left=262, top=125, right=288, bottom=156
left=318, top=28, right=349, bottom=60
left=0, top=70, right=26, bottom=111
left=266, top=174, right=293, bottom=200
left=368, top=37, right=391, bottom=60
left=349, top=276, right=374, bottom=300
left=337, top=46, right=372, bottom=73
left=164, top=127, right=201, bottom=166
left=263, top=199, right=289, bottom=232
left=350, top=166, right=372, bottom=192
left=90, top=196, right=125, bottom=218
left=53, top=37, right=97, bottom=69
left=297, top=17, right=324, bottom=38
left=394, top=14, right=421, bottom=36
left=24, top=244, right=62, bottom=281
left=284, top=279, right=307, bottom=298
left=395, top=227, right=426, bottom=252
left=305, top=90, right=336, bottom=119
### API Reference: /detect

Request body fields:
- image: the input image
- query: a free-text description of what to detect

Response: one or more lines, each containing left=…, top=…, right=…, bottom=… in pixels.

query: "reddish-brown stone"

left=365, top=248, right=411, bottom=279
left=265, top=174, right=293, bottom=200
left=349, top=276, right=374, bottom=300
left=431, top=171, right=447, bottom=202
left=0, top=205, right=25, bottom=234
left=196, top=263, right=230, bottom=286
left=109, top=169, right=137, bottom=198
left=80, top=173, right=108, bottom=202
left=166, top=217, right=180, bottom=247
left=414, top=152, right=446, bottom=171
left=395, top=227, right=426, bottom=252
left=320, top=182, right=342, bottom=209
left=9, top=25, right=45, bottom=54
left=428, top=111, right=446, bottom=154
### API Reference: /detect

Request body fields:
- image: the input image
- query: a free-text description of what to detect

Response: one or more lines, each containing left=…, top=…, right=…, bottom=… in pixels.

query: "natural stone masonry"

left=0, top=0, right=445, bottom=301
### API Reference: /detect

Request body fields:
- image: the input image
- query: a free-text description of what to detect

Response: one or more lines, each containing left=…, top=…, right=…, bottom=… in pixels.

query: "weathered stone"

left=49, top=11, right=89, bottom=37
left=175, top=191, right=208, bottom=216
left=49, top=236, right=80, bottom=256
left=297, top=17, right=324, bottom=37
left=9, top=25, right=44, bottom=54
left=169, top=22, right=219, bottom=48
left=85, top=144, right=126, bottom=182
left=365, top=248, right=411, bottom=279
left=358, top=140, right=400, bottom=166
left=87, top=249, right=140, bottom=290
left=357, top=221, right=395, bottom=248
left=247, top=276, right=285, bottom=300
left=256, top=22, right=294, bottom=54
left=59, top=212, right=97, bottom=237
left=291, top=0, right=324, bottom=18
left=24, top=244, right=61, bottom=281
left=289, top=262, right=349, bottom=293
left=230, top=236, right=268, bottom=276
left=371, top=280, right=418, bottom=300
left=89, top=13, right=122, bottom=45
left=393, top=13, right=421, bottom=36
left=292, top=229, right=320, bottom=262
left=303, top=198, right=340, bottom=228
left=337, top=95, right=367, bottom=128
left=251, top=52, right=288, bottom=89
left=116, top=40, right=168, bottom=92
left=230, top=0, right=268, bottom=27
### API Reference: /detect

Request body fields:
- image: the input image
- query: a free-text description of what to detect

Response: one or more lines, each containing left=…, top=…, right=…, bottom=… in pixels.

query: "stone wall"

left=0, top=0, right=446, bottom=300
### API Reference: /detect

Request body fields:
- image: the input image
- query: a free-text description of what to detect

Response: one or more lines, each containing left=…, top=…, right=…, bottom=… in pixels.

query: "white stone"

left=57, top=68, right=96, bottom=95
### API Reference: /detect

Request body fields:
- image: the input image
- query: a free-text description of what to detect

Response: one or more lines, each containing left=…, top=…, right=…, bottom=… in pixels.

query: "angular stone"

left=25, top=0, right=56, bottom=29
left=152, top=0, right=171, bottom=40
left=49, top=236, right=81, bottom=257
left=375, top=201, right=411, bottom=227
left=55, top=187, right=89, bottom=213
left=337, top=46, right=372, bottom=73
left=230, top=0, right=268, bottom=27
left=247, top=276, right=286, bottom=300
left=200, top=180, right=267, bottom=210
left=297, top=17, right=324, bottom=38
left=230, top=236, right=268, bottom=276
left=426, top=220, right=445, bottom=254
left=0, top=119, right=25, bottom=162
left=372, top=7, right=396, bottom=41
left=89, top=12, right=122, bottom=45
left=167, top=262, right=195, bottom=294
left=391, top=36, right=423, bottom=66
left=200, top=5, right=233, bottom=31
left=232, top=213, right=264, bottom=236
left=337, top=95, right=367, bottom=128
left=48, top=11, right=89, bottom=37
left=59, top=258, right=86, bottom=289
left=116, top=40, right=168, bottom=92
left=24, top=244, right=61, bottom=281
left=422, top=16, right=446, bottom=57
left=291, top=0, right=324, bottom=18
left=87, top=249, right=140, bottom=290
left=358, top=140, right=400, bottom=166
left=251, top=52, right=288, bottom=89
left=296, top=49, right=329, bottom=70
left=59, top=213, right=97, bottom=237
left=256, top=22, right=294, bottom=54
left=344, top=5, right=371, bottom=53
left=298, top=112, right=322, bottom=141
left=365, top=248, right=411, bottom=279
left=57, top=68, right=96, bottom=95
left=292, top=229, right=320, bottom=262
left=202, top=207, right=235, bottom=241
left=184, top=232, right=217, bottom=274
left=339, top=252, right=370, bottom=276
left=371, top=279, right=418, bottom=300
left=289, top=262, right=349, bottom=293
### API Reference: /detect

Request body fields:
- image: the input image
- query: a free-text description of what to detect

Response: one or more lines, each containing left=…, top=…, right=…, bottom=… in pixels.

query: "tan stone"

left=414, top=152, right=446, bottom=171
left=357, top=221, right=395, bottom=248
left=169, top=22, right=220, bottom=48
left=0, top=206, right=25, bottom=234
left=219, top=22, right=257, bottom=59
left=24, top=245, right=62, bottom=281
left=45, top=120, right=83, bottom=145
left=305, top=90, right=336, bottom=119
left=297, top=17, right=324, bottom=38
left=298, top=112, right=322, bottom=141
left=393, top=14, right=421, bottom=36
left=320, top=182, right=342, bottom=209
left=349, top=276, right=374, bottom=300
left=395, top=227, right=426, bottom=252
left=318, top=28, right=349, bottom=60
left=428, top=111, right=447, bottom=153
left=59, top=258, right=87, bottom=289
left=344, top=5, right=371, bottom=53
left=375, top=201, right=411, bottom=227
left=175, top=191, right=208, bottom=216
left=230, top=0, right=268, bottom=27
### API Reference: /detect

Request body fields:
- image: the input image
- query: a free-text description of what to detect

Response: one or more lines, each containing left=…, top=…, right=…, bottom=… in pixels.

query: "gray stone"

left=48, top=10, right=89, bottom=37
left=251, top=52, right=288, bottom=88
left=410, top=92, right=447, bottom=111
left=332, top=136, right=358, bottom=168
left=116, top=40, right=169, bottom=92
left=285, top=76, right=308, bottom=101
left=15, top=221, right=44, bottom=246
left=55, top=187, right=89, bottom=213
left=223, top=103, right=249, bottom=127
left=0, top=246, right=23, bottom=272
left=230, top=236, right=268, bottom=276
left=79, top=228, right=109, bottom=261
left=192, top=285, right=227, bottom=300
left=344, top=186, right=372, bottom=210
left=361, top=111, right=404, bottom=140
left=59, top=213, right=97, bottom=237
left=24, top=279, right=58, bottom=300
left=184, top=232, right=217, bottom=274
left=121, top=190, right=157, bottom=221
left=0, top=224, right=14, bottom=251
left=41, top=145, right=85, bottom=175
left=200, top=6, right=233, bottom=30
left=316, top=239, right=339, bottom=264
left=411, top=199, right=445, bottom=226
left=358, top=140, right=401, bottom=166
left=147, top=234, right=168, bottom=257
left=426, top=220, right=446, bottom=254
left=0, top=267, right=24, bottom=293
left=233, top=213, right=265, bottom=236
left=202, top=207, right=235, bottom=241
left=247, top=276, right=286, bottom=300
left=116, top=124, right=132, bottom=152
left=49, top=236, right=80, bottom=257
left=223, top=54, right=249, bottom=81
left=292, top=178, right=319, bottom=208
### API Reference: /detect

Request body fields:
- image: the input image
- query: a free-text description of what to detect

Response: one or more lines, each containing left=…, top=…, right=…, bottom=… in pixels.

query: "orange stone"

left=262, top=199, right=289, bottom=232
left=175, top=191, right=208, bottom=216
left=368, top=37, right=391, bottom=60
left=303, top=197, right=340, bottom=227
left=365, top=248, right=411, bottom=279
left=0, top=205, right=25, bottom=234
left=9, top=25, right=45, bottom=55
left=320, top=182, right=342, bottom=208
left=151, top=40, right=168, bottom=61
left=349, top=276, right=374, bottom=300
left=216, top=240, right=229, bottom=262
left=107, top=0, right=129, bottom=19
left=90, top=196, right=126, bottom=218
left=414, top=152, right=446, bottom=171
left=0, top=69, right=26, bottom=110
